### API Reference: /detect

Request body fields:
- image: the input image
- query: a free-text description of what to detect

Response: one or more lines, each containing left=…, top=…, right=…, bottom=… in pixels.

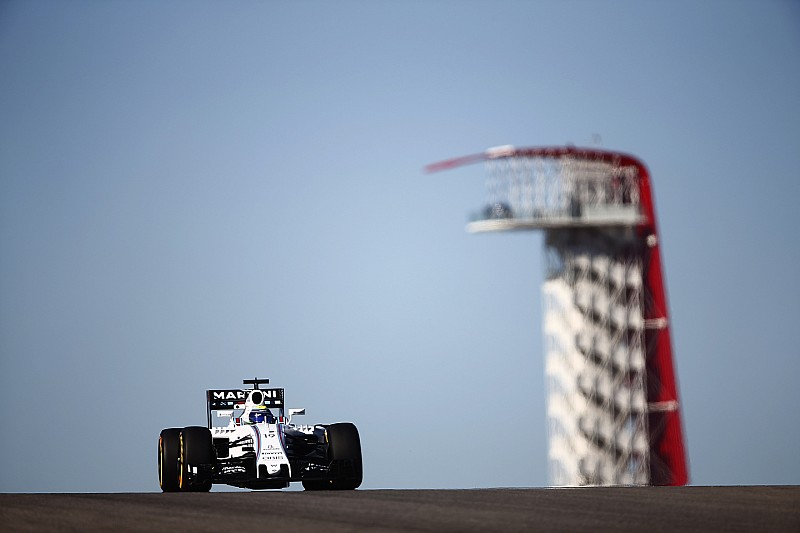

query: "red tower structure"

left=428, top=146, right=688, bottom=486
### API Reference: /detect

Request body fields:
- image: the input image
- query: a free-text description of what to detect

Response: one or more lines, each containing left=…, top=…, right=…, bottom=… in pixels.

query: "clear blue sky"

left=1, top=0, right=798, bottom=492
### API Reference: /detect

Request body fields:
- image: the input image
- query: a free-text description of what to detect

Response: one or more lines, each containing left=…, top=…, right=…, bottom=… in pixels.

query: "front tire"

left=179, top=426, right=213, bottom=492
left=301, top=479, right=328, bottom=491
left=328, top=423, right=363, bottom=490
left=158, top=428, right=181, bottom=492
left=303, top=423, right=362, bottom=491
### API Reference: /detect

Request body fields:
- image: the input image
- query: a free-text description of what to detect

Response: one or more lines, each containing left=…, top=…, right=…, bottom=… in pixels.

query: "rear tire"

left=158, top=428, right=181, bottom=492
left=179, top=426, right=213, bottom=492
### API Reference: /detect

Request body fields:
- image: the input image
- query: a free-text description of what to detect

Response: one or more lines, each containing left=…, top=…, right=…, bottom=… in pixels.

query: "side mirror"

left=288, top=408, right=305, bottom=423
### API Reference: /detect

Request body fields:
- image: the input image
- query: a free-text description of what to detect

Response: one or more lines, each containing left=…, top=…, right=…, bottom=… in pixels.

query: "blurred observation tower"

left=427, top=146, right=688, bottom=486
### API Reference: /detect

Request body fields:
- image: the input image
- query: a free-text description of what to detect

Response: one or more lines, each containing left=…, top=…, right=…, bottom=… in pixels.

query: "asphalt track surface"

left=2, top=486, right=799, bottom=532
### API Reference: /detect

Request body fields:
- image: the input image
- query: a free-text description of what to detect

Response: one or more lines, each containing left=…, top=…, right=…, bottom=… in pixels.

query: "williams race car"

left=158, top=378, right=362, bottom=491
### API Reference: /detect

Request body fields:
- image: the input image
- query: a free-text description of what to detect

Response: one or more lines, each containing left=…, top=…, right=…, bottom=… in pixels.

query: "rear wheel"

left=158, top=428, right=181, bottom=492
left=179, top=426, right=213, bottom=492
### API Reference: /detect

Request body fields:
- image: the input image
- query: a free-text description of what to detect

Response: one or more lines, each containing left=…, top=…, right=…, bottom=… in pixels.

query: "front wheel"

left=179, top=426, right=213, bottom=492
left=328, top=423, right=363, bottom=490
left=303, top=423, right=362, bottom=491
left=158, top=428, right=181, bottom=492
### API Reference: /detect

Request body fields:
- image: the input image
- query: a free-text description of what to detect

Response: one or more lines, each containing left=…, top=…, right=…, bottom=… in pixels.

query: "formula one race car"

left=158, top=378, right=362, bottom=491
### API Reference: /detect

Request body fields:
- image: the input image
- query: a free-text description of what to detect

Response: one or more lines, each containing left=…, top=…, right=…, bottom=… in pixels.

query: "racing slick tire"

left=303, top=423, right=362, bottom=491
left=158, top=428, right=181, bottom=492
left=179, top=426, right=214, bottom=492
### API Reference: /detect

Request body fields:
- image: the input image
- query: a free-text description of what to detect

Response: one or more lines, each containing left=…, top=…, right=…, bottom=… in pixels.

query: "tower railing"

left=466, top=147, right=645, bottom=232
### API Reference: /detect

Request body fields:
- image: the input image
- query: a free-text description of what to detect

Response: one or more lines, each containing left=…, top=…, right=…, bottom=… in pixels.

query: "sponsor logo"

left=210, top=389, right=283, bottom=402
left=212, top=390, right=247, bottom=400
left=221, top=465, right=246, bottom=474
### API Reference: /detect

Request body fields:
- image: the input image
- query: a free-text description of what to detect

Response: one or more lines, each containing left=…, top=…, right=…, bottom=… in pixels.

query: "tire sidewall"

left=158, top=428, right=181, bottom=492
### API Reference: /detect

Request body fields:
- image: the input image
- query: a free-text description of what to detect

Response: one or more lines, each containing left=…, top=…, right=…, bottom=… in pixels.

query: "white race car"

left=158, top=378, right=362, bottom=491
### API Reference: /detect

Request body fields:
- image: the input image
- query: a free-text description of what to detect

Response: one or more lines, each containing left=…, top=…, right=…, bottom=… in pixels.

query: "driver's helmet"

left=248, top=407, right=275, bottom=425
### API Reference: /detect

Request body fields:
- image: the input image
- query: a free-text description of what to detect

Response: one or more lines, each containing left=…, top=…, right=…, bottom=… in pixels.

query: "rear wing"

left=205, top=388, right=285, bottom=428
